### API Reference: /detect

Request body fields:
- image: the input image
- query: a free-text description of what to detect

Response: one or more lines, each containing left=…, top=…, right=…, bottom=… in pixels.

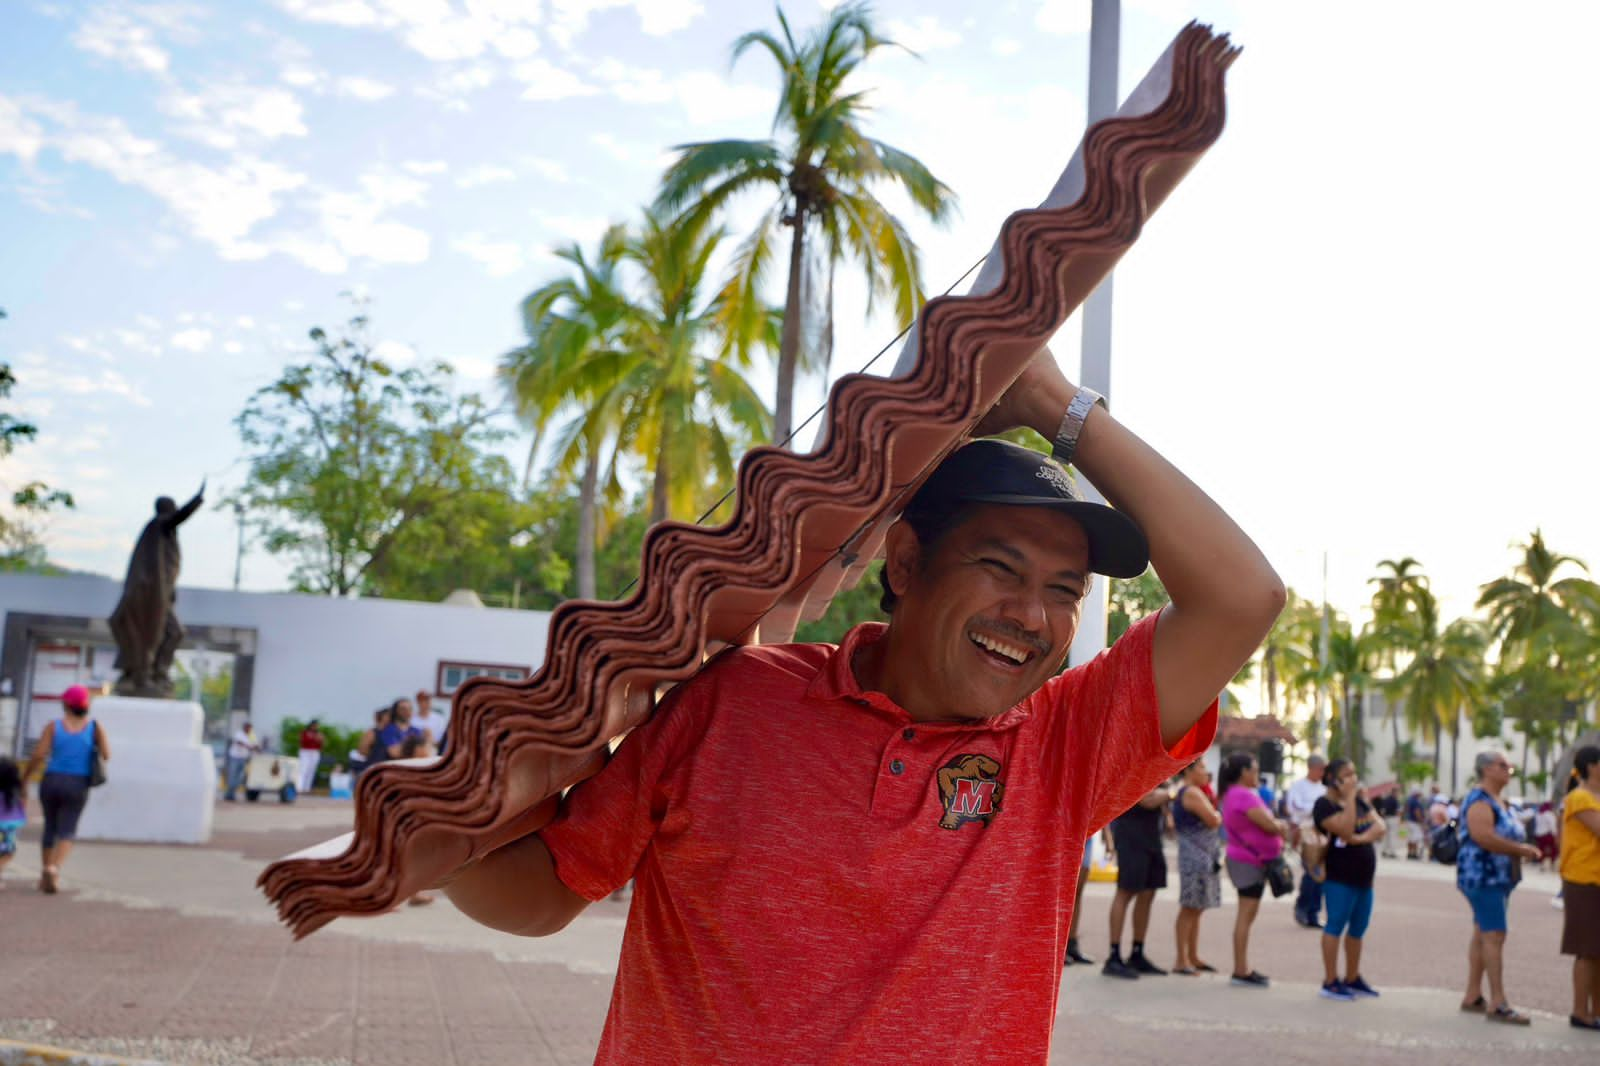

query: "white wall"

left=0, top=573, right=551, bottom=743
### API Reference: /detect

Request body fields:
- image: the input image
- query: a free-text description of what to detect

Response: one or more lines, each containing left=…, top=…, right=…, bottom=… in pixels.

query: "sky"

left=3, top=0, right=1600, bottom=638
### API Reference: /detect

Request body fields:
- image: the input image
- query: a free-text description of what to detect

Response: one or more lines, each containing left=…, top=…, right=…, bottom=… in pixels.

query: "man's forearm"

left=445, top=829, right=590, bottom=936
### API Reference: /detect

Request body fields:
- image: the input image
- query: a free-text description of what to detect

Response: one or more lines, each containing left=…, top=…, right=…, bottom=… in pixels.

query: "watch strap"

left=1050, top=387, right=1106, bottom=466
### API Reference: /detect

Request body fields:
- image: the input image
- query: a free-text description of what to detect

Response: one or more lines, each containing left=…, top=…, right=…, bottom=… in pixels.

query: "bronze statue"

left=109, top=484, right=204, bottom=697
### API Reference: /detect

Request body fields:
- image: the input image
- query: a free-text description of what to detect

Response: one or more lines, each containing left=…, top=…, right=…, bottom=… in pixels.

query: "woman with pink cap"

left=20, top=684, right=111, bottom=894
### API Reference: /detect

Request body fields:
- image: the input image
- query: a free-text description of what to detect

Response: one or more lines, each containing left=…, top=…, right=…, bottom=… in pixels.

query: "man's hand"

left=972, top=347, right=1073, bottom=440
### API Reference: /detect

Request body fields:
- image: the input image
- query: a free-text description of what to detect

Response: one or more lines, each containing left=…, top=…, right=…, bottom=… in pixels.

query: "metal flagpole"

left=1068, top=0, right=1121, bottom=668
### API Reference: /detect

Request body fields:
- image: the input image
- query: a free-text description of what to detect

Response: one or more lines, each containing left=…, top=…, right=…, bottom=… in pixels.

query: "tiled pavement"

left=1, top=798, right=1595, bottom=1064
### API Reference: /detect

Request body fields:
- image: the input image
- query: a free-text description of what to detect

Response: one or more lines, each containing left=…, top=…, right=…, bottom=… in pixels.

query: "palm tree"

left=1385, top=586, right=1488, bottom=791
left=607, top=206, right=774, bottom=525
left=1477, top=530, right=1600, bottom=776
left=500, top=226, right=631, bottom=600
left=1259, top=589, right=1320, bottom=727
left=1478, top=529, right=1600, bottom=665
left=1324, top=621, right=1376, bottom=772
left=656, top=1, right=957, bottom=445
left=1366, top=557, right=1432, bottom=759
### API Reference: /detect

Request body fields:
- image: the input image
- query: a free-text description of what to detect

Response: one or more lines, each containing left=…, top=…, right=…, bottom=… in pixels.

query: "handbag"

left=1265, top=855, right=1295, bottom=897
left=88, top=721, right=107, bottom=788
left=1430, top=820, right=1460, bottom=865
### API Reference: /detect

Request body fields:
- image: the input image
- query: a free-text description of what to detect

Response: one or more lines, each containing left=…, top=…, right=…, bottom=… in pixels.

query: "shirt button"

left=902, top=728, right=916, bottom=741
left=889, top=759, right=905, bottom=775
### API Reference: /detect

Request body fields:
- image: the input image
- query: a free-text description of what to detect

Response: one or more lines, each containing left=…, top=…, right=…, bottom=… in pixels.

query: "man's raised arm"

left=983, top=351, right=1285, bottom=747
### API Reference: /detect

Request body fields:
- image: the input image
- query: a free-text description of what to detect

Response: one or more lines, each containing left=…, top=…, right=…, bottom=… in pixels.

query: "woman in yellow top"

left=1562, top=745, right=1600, bottom=1031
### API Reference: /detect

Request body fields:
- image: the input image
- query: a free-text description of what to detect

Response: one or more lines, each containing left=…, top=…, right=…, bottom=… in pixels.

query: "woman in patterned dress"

left=1173, top=759, right=1222, bottom=975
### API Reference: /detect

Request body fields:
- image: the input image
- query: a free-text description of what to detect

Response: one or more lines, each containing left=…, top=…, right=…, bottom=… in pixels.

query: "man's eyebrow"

left=971, top=537, right=1087, bottom=586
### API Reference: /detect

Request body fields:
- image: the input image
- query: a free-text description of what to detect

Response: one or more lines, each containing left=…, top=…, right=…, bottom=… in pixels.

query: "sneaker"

left=1231, top=971, right=1270, bottom=988
left=1320, top=980, right=1356, bottom=1001
left=1552, top=896, right=1565, bottom=910
left=1129, top=953, right=1168, bottom=976
left=1294, top=914, right=1323, bottom=930
left=1065, top=941, right=1095, bottom=966
left=1344, top=976, right=1380, bottom=998
left=1102, top=958, right=1140, bottom=980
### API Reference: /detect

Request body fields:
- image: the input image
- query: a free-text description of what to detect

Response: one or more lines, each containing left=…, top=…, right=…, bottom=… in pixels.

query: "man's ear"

left=883, top=520, right=922, bottom=599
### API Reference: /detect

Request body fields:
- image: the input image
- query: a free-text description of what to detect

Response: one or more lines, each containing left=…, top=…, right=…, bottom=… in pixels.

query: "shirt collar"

left=805, top=622, right=1032, bottom=733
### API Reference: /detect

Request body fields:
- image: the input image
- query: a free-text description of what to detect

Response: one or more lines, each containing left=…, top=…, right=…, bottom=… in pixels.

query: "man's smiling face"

left=883, top=503, right=1090, bottom=721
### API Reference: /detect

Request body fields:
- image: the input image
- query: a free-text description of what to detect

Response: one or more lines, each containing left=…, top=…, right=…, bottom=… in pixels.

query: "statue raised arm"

left=109, top=483, right=204, bottom=697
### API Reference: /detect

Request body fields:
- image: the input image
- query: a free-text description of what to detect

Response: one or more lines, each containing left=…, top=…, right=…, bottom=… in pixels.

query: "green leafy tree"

left=1366, top=557, right=1432, bottom=756
left=656, top=1, right=956, bottom=444
left=1260, top=588, right=1320, bottom=726
left=0, top=308, right=75, bottom=570
left=234, top=307, right=512, bottom=596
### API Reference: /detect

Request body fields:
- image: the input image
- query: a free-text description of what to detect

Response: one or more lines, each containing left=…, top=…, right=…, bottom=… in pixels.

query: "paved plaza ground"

left=0, top=797, right=1593, bottom=1065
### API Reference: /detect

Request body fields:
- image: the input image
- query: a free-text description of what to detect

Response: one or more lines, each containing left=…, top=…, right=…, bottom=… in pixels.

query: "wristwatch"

left=1050, top=386, right=1107, bottom=466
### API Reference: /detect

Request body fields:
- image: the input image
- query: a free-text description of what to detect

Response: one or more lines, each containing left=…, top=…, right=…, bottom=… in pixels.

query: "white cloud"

left=419, top=62, right=496, bottom=108
left=24, top=361, right=153, bottom=406
left=455, top=163, right=516, bottom=188
left=587, top=131, right=631, bottom=163
left=534, top=212, right=612, bottom=249
left=403, top=159, right=449, bottom=176
left=276, top=0, right=379, bottom=28
left=523, top=156, right=569, bottom=183
left=171, top=327, right=212, bottom=351
left=590, top=61, right=767, bottom=125
left=279, top=0, right=544, bottom=62
left=163, top=83, right=308, bottom=148
left=886, top=16, right=961, bottom=53
left=991, top=37, right=1022, bottom=57
left=281, top=66, right=324, bottom=89
left=453, top=232, right=524, bottom=277
left=547, top=0, right=702, bottom=46
left=223, top=340, right=243, bottom=354
left=371, top=339, right=418, bottom=366
left=452, top=354, right=496, bottom=381
left=512, top=58, right=599, bottom=102
left=236, top=315, right=256, bottom=328
left=337, top=76, right=396, bottom=101
left=71, top=7, right=171, bottom=75
left=0, top=97, right=45, bottom=163
left=1035, top=0, right=1091, bottom=36
left=310, top=170, right=432, bottom=266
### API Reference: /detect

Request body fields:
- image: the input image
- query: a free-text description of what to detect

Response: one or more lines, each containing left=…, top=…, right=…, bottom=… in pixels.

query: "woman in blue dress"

left=1457, top=750, right=1543, bottom=1024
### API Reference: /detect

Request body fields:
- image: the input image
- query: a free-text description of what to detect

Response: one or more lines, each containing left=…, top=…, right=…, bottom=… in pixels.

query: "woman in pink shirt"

left=1219, top=751, right=1290, bottom=987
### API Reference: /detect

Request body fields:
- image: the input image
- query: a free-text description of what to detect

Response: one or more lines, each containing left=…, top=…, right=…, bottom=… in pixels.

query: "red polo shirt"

left=540, top=611, right=1215, bottom=1064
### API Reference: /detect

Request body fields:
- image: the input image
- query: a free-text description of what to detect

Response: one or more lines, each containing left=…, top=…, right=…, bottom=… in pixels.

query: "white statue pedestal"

left=74, top=696, right=215, bottom=844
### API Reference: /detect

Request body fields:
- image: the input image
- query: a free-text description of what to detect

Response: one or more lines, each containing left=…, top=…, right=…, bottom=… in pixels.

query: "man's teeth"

left=970, top=632, right=1030, bottom=664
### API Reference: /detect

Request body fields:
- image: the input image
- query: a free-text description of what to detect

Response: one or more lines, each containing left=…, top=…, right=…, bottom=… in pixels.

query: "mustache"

left=969, top=618, right=1052, bottom=657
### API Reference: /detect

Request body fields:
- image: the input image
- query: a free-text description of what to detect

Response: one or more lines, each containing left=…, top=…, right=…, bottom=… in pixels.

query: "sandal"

left=1570, top=1015, right=1600, bottom=1031
left=39, top=867, right=58, bottom=895
left=1171, top=966, right=1199, bottom=976
left=1486, top=1003, right=1530, bottom=1026
left=1195, top=962, right=1219, bottom=974
left=1459, top=996, right=1486, bottom=1013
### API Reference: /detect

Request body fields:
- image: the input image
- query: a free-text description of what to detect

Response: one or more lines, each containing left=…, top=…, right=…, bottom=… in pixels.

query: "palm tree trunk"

left=576, top=446, right=599, bottom=601
left=1450, top=713, right=1460, bottom=796
left=773, top=208, right=808, bottom=447
left=650, top=425, right=671, bottom=527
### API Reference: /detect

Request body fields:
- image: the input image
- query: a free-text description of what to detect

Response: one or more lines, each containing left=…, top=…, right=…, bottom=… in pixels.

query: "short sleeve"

left=1041, top=609, right=1218, bottom=836
left=538, top=675, right=709, bottom=902
left=1312, top=796, right=1334, bottom=832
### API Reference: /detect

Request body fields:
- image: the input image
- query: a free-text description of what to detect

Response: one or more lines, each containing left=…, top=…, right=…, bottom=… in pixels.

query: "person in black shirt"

left=1104, top=784, right=1173, bottom=979
left=1312, top=757, right=1386, bottom=1000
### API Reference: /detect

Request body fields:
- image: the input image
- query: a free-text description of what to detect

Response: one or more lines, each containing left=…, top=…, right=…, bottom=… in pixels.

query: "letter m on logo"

left=950, top=777, right=996, bottom=817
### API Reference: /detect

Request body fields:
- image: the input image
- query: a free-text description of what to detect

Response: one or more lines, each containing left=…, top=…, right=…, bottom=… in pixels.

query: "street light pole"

left=1069, top=0, right=1121, bottom=668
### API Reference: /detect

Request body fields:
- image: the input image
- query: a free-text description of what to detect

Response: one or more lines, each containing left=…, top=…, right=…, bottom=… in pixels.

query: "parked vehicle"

left=244, top=754, right=299, bottom=803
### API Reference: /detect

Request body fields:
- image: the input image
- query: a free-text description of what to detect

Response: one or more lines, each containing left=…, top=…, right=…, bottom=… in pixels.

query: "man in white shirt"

left=223, top=722, right=262, bottom=801
left=1284, top=754, right=1327, bottom=928
left=412, top=689, right=449, bottom=751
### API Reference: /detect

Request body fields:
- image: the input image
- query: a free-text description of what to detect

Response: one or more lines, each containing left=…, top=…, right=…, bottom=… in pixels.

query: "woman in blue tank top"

left=20, top=684, right=111, bottom=894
